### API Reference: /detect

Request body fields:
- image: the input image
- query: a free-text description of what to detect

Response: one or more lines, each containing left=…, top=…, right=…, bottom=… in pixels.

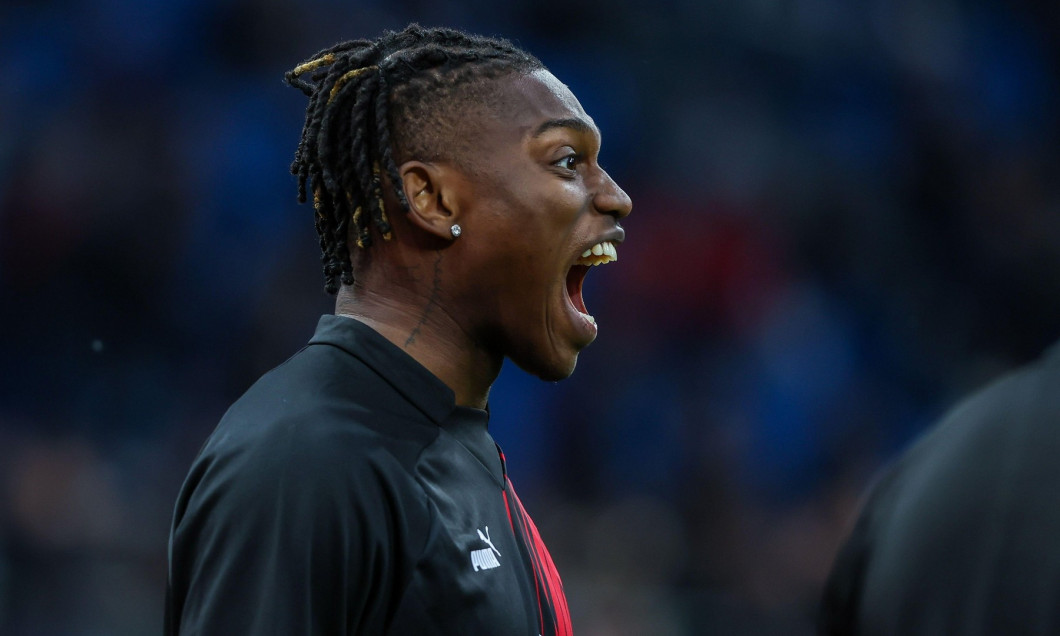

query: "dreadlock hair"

left=285, top=24, right=544, bottom=294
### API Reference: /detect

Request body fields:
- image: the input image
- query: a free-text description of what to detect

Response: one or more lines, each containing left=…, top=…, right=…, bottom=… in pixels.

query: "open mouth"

left=565, top=240, right=618, bottom=327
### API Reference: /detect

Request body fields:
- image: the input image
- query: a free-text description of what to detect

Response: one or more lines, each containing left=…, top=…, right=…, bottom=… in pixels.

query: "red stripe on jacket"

left=505, top=480, right=573, bottom=636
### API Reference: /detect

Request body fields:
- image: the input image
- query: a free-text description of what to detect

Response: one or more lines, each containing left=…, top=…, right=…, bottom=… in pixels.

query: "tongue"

left=566, top=265, right=590, bottom=314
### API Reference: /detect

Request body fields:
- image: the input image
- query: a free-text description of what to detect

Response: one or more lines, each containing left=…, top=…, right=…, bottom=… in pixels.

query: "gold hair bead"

left=291, top=54, right=335, bottom=76
left=370, top=161, right=393, bottom=241
left=328, top=65, right=378, bottom=104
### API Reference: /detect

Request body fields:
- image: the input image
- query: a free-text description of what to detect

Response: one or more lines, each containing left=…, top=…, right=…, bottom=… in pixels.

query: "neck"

left=335, top=284, right=500, bottom=410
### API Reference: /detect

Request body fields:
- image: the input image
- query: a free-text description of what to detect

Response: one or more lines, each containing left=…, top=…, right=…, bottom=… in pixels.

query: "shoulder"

left=888, top=352, right=1060, bottom=501
left=227, top=339, right=435, bottom=432
left=217, top=340, right=439, bottom=464
left=821, top=349, right=1060, bottom=633
left=864, top=352, right=1060, bottom=534
left=167, top=345, right=444, bottom=635
left=174, top=342, right=442, bottom=536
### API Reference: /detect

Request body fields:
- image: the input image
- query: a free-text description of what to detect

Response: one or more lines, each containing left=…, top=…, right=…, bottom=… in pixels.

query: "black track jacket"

left=166, top=315, right=572, bottom=635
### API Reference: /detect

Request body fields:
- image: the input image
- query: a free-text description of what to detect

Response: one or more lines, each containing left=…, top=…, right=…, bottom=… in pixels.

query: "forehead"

left=479, top=69, right=598, bottom=142
left=508, top=70, right=591, bottom=125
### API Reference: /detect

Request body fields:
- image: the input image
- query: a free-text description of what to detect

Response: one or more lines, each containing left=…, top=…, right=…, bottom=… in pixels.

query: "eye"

left=553, top=153, right=579, bottom=172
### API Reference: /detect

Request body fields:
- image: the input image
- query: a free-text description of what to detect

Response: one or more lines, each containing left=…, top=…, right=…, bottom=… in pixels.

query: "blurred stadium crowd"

left=3, top=0, right=1060, bottom=634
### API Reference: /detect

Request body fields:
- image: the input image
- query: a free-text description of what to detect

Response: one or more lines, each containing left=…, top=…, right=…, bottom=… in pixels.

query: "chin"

left=510, top=350, right=580, bottom=382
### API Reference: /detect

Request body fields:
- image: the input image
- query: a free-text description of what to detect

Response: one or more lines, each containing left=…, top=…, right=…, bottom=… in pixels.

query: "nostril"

left=594, top=180, right=632, bottom=220
left=601, top=196, right=631, bottom=220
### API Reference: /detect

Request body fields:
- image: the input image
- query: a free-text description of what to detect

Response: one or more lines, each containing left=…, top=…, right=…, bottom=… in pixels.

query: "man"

left=819, top=341, right=1060, bottom=634
left=165, top=25, right=631, bottom=635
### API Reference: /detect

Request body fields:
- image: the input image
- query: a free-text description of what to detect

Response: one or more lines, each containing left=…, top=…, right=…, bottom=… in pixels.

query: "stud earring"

left=450, top=224, right=462, bottom=238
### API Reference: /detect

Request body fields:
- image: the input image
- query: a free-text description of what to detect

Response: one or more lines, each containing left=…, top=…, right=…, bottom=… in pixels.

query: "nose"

left=593, top=169, right=632, bottom=220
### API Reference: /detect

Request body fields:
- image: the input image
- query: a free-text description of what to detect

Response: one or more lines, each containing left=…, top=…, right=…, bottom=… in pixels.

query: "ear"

left=399, top=161, right=461, bottom=240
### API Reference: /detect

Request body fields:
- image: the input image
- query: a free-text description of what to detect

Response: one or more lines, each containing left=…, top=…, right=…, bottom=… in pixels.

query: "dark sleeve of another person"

left=817, top=466, right=897, bottom=636
left=818, top=355, right=1060, bottom=635
left=165, top=427, right=424, bottom=635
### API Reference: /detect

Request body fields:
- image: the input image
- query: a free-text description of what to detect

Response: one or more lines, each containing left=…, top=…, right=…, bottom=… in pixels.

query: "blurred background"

left=2, top=0, right=1060, bottom=633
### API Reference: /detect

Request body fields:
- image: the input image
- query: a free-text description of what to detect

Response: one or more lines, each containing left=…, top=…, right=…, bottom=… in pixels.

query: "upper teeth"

left=577, top=241, right=617, bottom=266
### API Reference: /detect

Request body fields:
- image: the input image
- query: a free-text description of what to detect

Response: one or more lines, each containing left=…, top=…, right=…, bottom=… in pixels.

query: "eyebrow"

left=531, top=117, right=598, bottom=139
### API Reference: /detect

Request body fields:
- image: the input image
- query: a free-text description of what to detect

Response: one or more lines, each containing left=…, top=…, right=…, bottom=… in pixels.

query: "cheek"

left=483, top=202, right=574, bottom=265
left=467, top=178, right=588, bottom=296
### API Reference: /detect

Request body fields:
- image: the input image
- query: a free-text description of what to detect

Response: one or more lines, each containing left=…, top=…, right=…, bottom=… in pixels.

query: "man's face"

left=448, top=69, right=632, bottom=381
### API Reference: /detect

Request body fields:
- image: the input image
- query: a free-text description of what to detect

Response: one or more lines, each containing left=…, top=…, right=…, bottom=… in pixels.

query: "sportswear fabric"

left=166, top=314, right=572, bottom=635
left=820, top=340, right=1060, bottom=635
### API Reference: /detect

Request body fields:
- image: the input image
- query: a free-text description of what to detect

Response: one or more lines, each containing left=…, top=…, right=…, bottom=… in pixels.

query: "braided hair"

left=285, top=24, right=544, bottom=293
